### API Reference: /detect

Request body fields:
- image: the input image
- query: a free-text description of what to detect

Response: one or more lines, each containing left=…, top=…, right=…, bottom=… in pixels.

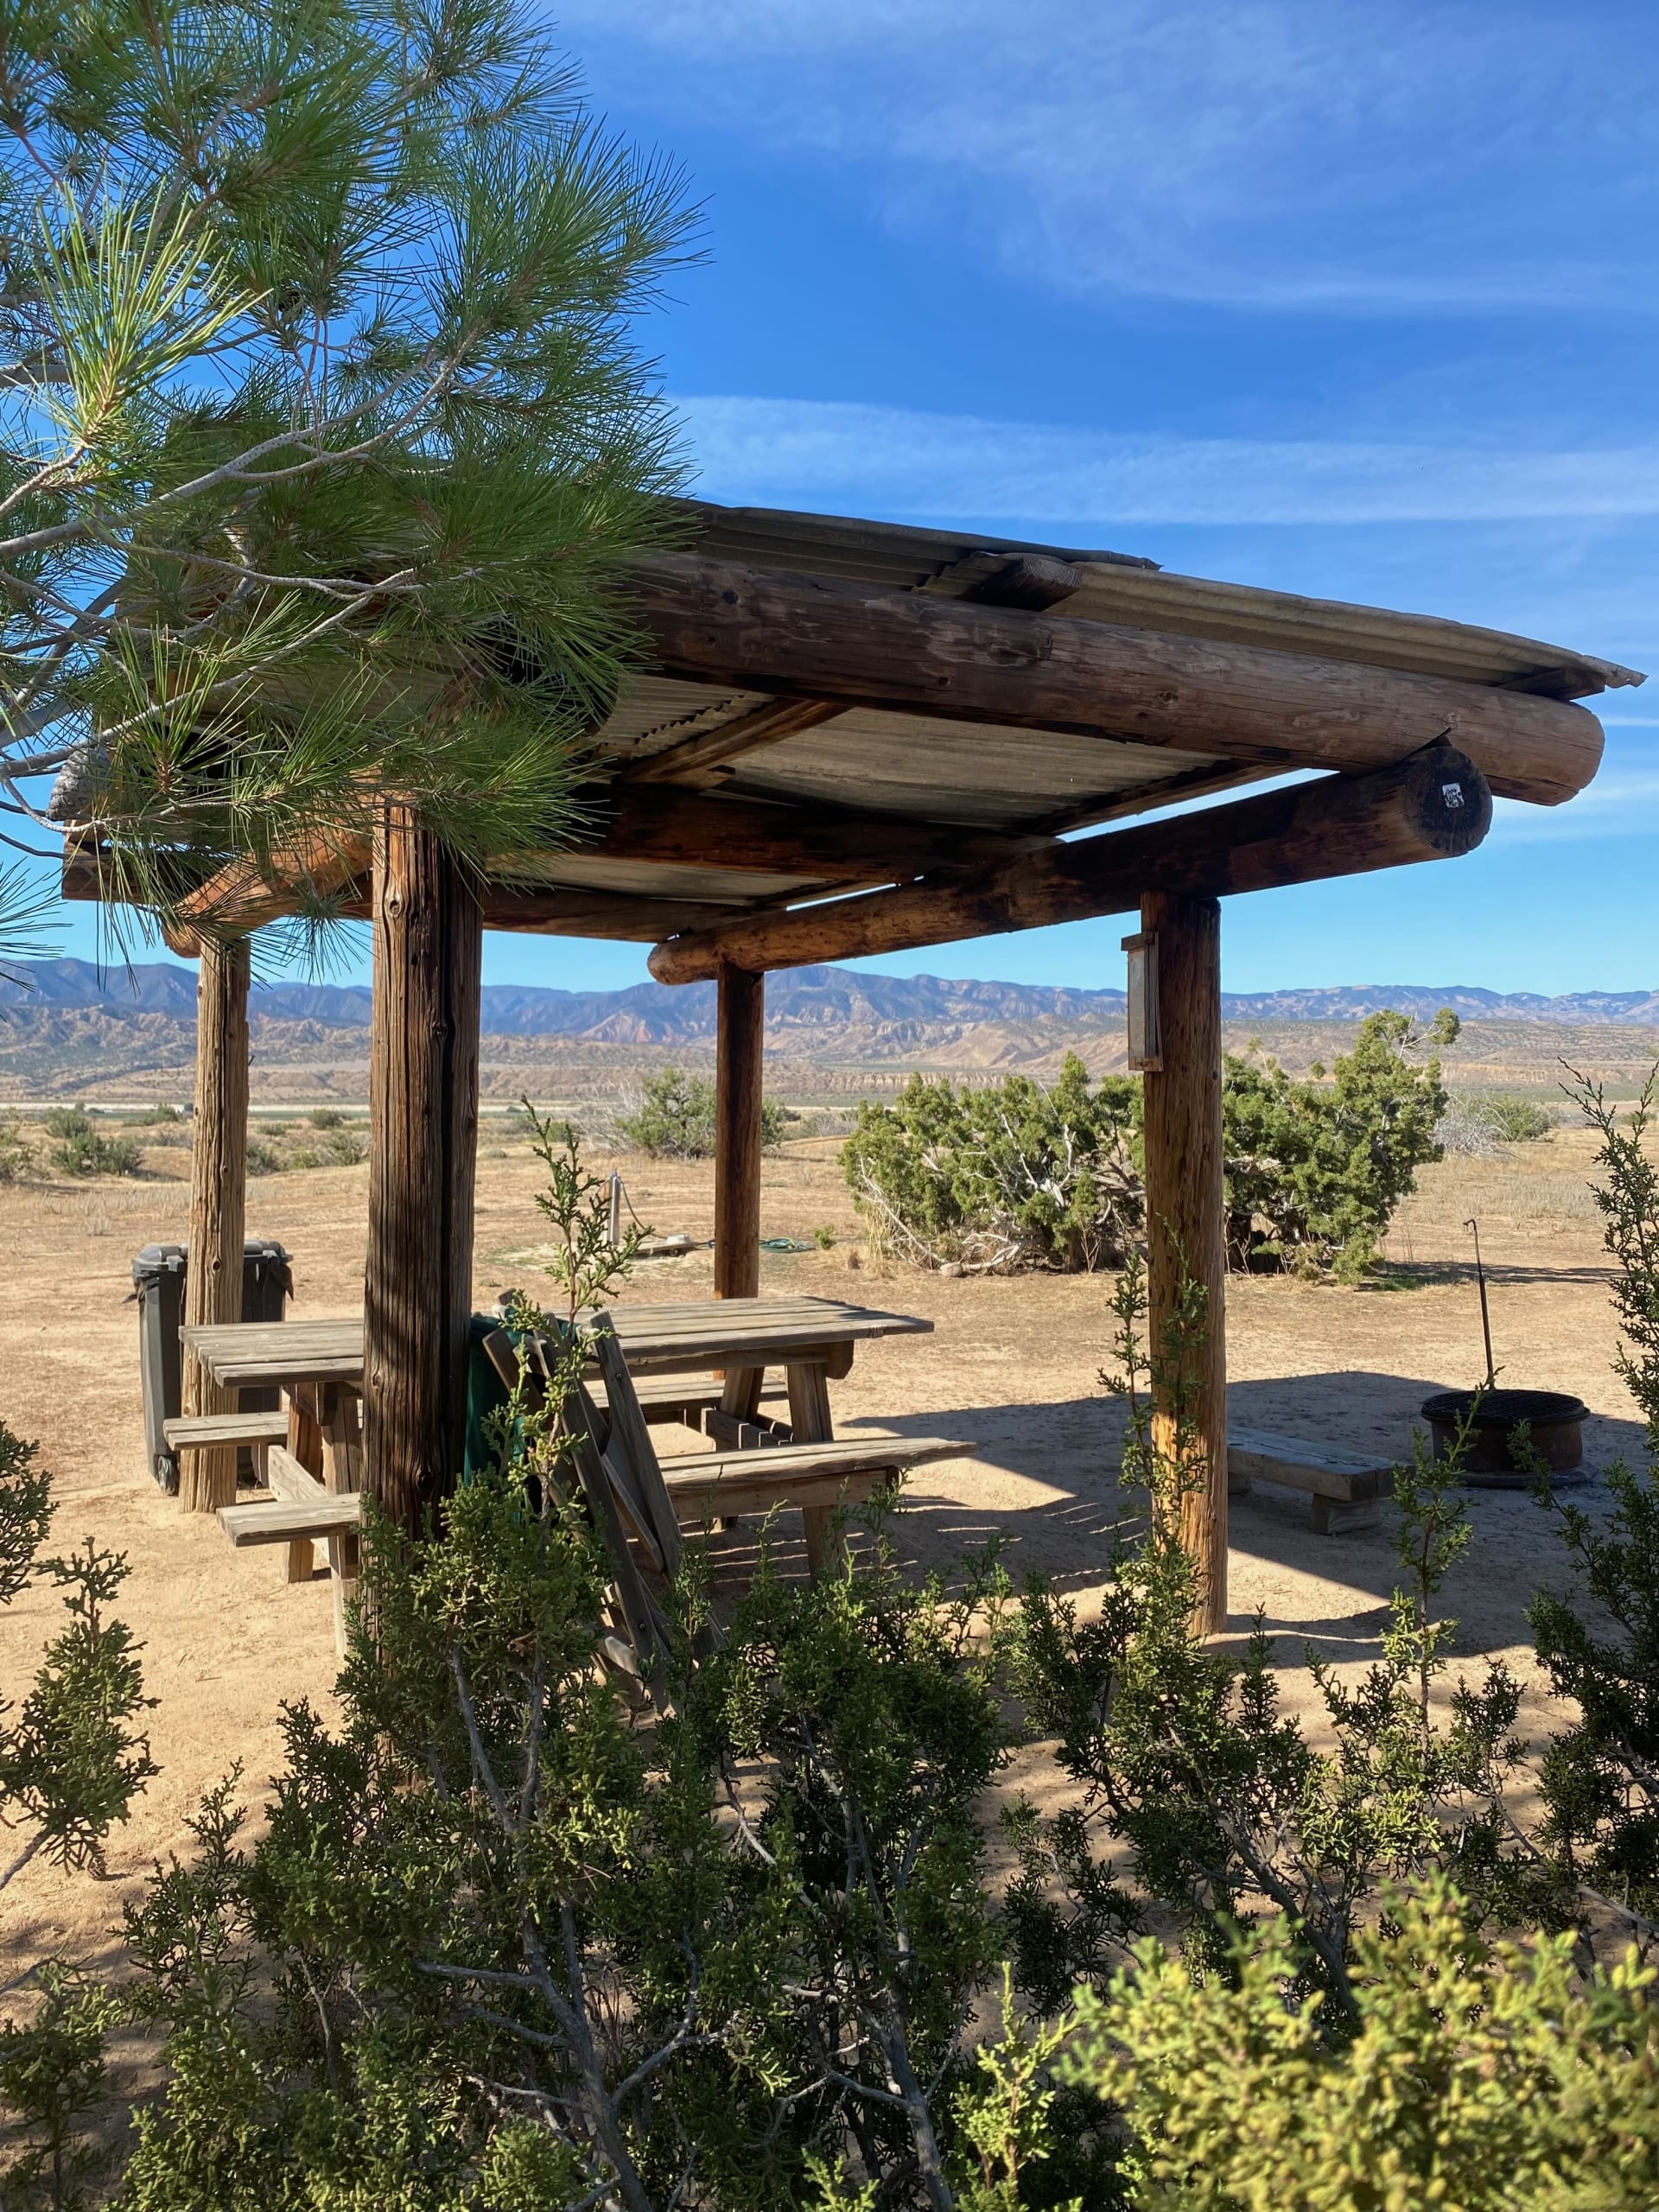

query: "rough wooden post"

left=1139, top=891, right=1229, bottom=1634
left=362, top=802, right=483, bottom=1535
left=714, top=962, right=765, bottom=1300
left=179, top=934, right=251, bottom=1512
left=714, top=962, right=765, bottom=1420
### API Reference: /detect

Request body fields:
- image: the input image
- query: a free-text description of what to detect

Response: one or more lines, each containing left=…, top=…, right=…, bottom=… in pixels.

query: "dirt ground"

left=0, top=1117, right=1641, bottom=1983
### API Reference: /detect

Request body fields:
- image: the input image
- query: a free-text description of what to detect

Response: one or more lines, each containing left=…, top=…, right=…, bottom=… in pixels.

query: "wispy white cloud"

left=1491, top=770, right=1659, bottom=844
left=678, top=395, right=1659, bottom=526
left=558, top=0, right=1659, bottom=313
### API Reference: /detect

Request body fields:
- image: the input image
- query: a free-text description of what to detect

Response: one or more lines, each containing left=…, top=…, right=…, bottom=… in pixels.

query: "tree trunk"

left=714, top=963, right=765, bottom=1420
left=180, top=935, right=251, bottom=1512
left=363, top=804, right=483, bottom=1535
left=714, top=962, right=765, bottom=1301
left=1140, top=892, right=1229, bottom=1635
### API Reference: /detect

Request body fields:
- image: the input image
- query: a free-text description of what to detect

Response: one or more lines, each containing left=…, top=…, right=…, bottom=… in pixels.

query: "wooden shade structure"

left=64, top=498, right=1638, bottom=1626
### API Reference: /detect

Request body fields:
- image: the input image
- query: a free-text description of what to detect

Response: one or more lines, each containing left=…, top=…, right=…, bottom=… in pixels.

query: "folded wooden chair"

left=483, top=1315, right=973, bottom=1681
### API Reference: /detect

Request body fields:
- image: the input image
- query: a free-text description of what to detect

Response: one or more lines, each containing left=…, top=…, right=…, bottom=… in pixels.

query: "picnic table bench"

left=1228, top=1423, right=1395, bottom=1532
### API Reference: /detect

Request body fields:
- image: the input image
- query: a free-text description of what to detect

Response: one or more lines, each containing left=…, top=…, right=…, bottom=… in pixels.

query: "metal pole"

left=1465, top=1217, right=1496, bottom=1389
left=607, top=1170, right=623, bottom=1249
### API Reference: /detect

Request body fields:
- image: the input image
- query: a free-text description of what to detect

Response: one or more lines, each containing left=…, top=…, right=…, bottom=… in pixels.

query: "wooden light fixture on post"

left=1136, top=893, right=1230, bottom=1635
left=1122, top=930, right=1160, bottom=1072
left=178, top=931, right=251, bottom=1512
left=362, top=801, right=484, bottom=1535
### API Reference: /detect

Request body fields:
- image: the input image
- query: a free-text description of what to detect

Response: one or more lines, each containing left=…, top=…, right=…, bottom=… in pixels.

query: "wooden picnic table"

left=186, top=1296, right=936, bottom=1616
left=182, top=1294, right=931, bottom=1394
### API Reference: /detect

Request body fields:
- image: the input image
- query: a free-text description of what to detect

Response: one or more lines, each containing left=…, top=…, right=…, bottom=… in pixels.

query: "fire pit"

left=1419, top=1388, right=1589, bottom=1488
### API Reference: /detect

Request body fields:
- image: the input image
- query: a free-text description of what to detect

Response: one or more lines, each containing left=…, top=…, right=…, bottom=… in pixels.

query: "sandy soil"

left=0, top=1118, right=1641, bottom=1981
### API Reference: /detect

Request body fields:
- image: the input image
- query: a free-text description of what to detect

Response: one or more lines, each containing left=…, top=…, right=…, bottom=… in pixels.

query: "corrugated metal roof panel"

left=676, top=497, right=1155, bottom=589
left=722, top=712, right=1226, bottom=830
left=505, top=852, right=828, bottom=902
left=587, top=674, right=772, bottom=758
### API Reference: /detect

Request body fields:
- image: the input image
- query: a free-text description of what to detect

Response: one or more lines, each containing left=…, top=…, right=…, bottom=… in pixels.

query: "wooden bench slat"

left=219, top=1496, right=361, bottom=1548
left=666, top=1469, right=891, bottom=1519
left=221, top=1440, right=972, bottom=1555
left=669, top=1434, right=971, bottom=1490
left=596, top=1376, right=789, bottom=1426
left=163, top=1412, right=289, bottom=1450
left=661, top=1435, right=969, bottom=1523
left=1227, top=1423, right=1393, bottom=1503
left=264, top=1444, right=329, bottom=1503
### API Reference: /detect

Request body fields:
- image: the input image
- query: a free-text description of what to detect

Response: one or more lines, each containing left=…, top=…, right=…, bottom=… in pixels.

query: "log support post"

left=1139, top=892, right=1230, bottom=1634
left=180, top=935, right=251, bottom=1512
left=363, top=804, right=483, bottom=1535
left=714, top=962, right=765, bottom=1419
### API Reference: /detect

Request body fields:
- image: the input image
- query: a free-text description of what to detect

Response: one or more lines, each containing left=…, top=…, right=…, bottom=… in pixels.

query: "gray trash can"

left=131, top=1239, right=293, bottom=1491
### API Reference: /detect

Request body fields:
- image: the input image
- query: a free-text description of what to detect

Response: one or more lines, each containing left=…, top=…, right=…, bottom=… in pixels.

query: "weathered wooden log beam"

left=648, top=744, right=1492, bottom=984
left=1140, top=893, right=1229, bottom=1635
left=713, top=961, right=766, bottom=1427
left=629, top=555, right=1601, bottom=806
left=363, top=806, right=482, bottom=1534
left=589, top=783, right=1045, bottom=883
left=174, top=830, right=372, bottom=943
left=478, top=885, right=759, bottom=940
left=149, top=785, right=1034, bottom=941
left=179, top=935, right=251, bottom=1515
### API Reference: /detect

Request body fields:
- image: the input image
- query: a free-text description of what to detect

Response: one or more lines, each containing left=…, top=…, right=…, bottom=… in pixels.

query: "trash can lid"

left=130, top=1242, right=188, bottom=1284
left=131, top=1240, right=291, bottom=1284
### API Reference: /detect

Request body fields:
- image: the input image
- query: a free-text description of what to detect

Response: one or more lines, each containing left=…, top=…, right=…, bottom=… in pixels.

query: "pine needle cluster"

left=0, top=0, right=698, bottom=950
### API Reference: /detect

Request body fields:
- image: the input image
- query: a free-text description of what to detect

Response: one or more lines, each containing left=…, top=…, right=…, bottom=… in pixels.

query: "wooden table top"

left=182, top=1295, right=933, bottom=1390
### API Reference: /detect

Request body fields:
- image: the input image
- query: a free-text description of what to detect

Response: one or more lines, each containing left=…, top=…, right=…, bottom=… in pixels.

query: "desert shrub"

left=0, top=1110, right=32, bottom=1182
left=244, top=1139, right=283, bottom=1177
left=1484, top=1094, right=1555, bottom=1142
left=41, top=1107, right=142, bottom=1180
left=1007, top=1257, right=1530, bottom=2022
left=0, top=1423, right=156, bottom=1892
left=1516, top=1064, right=1659, bottom=1954
left=844, top=1016, right=1450, bottom=1279
left=1222, top=1008, right=1458, bottom=1279
left=286, top=1127, right=368, bottom=1170
left=0, top=1419, right=154, bottom=2207
left=1068, top=1877, right=1659, bottom=2212
left=618, top=1064, right=787, bottom=1158
left=1438, top=1093, right=1554, bottom=1154
left=842, top=1054, right=1143, bottom=1272
left=308, top=1108, right=346, bottom=1129
left=103, top=1488, right=1030, bottom=2209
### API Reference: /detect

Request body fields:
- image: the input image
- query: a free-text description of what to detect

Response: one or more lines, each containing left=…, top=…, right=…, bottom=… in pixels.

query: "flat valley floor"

left=1, top=1118, right=1643, bottom=1978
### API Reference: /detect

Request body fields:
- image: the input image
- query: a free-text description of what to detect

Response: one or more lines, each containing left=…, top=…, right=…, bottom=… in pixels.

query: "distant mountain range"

left=5, top=960, right=1659, bottom=1039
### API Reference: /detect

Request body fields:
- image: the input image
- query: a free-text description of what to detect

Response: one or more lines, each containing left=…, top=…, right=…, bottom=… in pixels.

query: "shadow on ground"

left=806, top=1370, right=1649, bottom=1655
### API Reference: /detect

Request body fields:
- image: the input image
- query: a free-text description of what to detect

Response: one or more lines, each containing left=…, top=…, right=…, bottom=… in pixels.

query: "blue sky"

left=56, top=0, right=1659, bottom=995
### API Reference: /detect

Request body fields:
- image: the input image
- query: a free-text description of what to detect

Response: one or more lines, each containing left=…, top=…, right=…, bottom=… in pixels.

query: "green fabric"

left=464, top=1313, right=510, bottom=1479
left=463, top=1312, right=575, bottom=1479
